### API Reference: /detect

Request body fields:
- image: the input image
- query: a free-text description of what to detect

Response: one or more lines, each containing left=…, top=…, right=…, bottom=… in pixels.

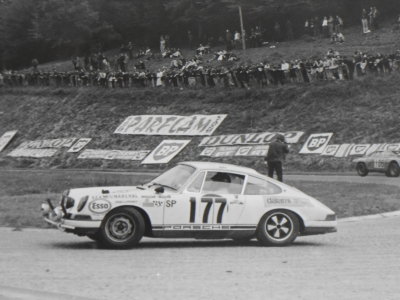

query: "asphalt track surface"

left=1, top=172, right=400, bottom=300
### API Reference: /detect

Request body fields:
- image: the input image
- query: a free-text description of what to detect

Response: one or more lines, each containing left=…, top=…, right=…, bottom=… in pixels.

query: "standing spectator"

left=160, top=35, right=166, bottom=53
left=234, top=31, right=241, bottom=49
left=322, top=17, right=329, bottom=37
left=187, top=30, right=194, bottom=48
left=328, top=15, right=334, bottom=37
left=286, top=19, right=294, bottom=40
left=127, top=42, right=134, bottom=59
left=335, top=15, right=344, bottom=33
left=304, top=19, right=310, bottom=35
left=369, top=6, right=379, bottom=30
left=361, top=9, right=370, bottom=34
left=274, top=21, right=282, bottom=41
left=264, top=134, right=289, bottom=182
left=225, top=29, right=233, bottom=50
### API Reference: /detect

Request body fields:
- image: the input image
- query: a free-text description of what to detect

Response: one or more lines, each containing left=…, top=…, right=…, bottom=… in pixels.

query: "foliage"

left=1, top=0, right=399, bottom=69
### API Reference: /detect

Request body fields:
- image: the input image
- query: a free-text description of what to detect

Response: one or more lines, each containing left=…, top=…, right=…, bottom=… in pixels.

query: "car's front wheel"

left=386, top=162, right=400, bottom=177
left=356, top=163, right=369, bottom=177
left=256, top=210, right=299, bottom=246
left=98, top=207, right=145, bottom=249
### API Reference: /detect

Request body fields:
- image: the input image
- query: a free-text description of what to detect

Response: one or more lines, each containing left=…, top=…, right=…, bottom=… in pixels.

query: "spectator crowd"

left=1, top=48, right=400, bottom=89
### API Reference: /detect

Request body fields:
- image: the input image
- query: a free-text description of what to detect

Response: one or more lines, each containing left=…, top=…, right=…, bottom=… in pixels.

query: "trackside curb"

left=338, top=210, right=400, bottom=223
left=0, top=285, right=96, bottom=300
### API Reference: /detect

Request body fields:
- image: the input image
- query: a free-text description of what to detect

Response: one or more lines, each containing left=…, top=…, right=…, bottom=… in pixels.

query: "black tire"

left=386, top=162, right=400, bottom=177
left=98, top=207, right=145, bottom=249
left=256, top=210, right=299, bottom=246
left=356, top=163, right=369, bottom=177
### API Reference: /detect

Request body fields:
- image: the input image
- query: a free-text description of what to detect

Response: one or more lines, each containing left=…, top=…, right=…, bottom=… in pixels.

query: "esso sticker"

left=89, top=199, right=111, bottom=213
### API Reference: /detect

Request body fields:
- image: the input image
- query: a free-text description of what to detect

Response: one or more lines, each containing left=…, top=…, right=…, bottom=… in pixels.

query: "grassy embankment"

left=1, top=72, right=400, bottom=172
left=1, top=170, right=399, bottom=229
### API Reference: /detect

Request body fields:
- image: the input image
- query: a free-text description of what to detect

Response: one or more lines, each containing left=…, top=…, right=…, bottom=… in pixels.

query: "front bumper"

left=42, top=200, right=101, bottom=235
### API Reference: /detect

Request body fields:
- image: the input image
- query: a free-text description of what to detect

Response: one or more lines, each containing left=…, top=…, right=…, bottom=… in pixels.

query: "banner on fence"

left=334, top=144, right=354, bottom=158
left=20, top=138, right=76, bottom=149
left=299, top=133, right=333, bottom=154
left=200, top=145, right=270, bottom=157
left=199, top=131, right=304, bottom=147
left=320, top=144, right=340, bottom=156
left=0, top=130, right=17, bottom=152
left=115, top=114, right=227, bottom=136
left=78, top=149, right=150, bottom=160
left=68, top=138, right=92, bottom=153
left=348, top=144, right=371, bottom=156
left=8, top=148, right=58, bottom=158
left=141, top=140, right=191, bottom=164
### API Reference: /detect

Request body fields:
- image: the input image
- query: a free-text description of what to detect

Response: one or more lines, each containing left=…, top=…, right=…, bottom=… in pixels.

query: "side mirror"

left=155, top=186, right=164, bottom=194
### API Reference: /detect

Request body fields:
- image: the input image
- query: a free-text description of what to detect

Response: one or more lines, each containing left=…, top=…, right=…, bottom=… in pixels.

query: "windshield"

left=150, top=164, right=196, bottom=191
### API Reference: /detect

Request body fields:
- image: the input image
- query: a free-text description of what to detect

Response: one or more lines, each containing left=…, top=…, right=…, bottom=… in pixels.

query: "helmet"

left=275, top=134, right=285, bottom=142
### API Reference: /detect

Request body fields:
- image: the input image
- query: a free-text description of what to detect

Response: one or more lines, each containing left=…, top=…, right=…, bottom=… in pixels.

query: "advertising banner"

left=299, top=133, right=333, bottom=154
left=383, top=143, right=400, bottom=151
left=0, top=130, right=17, bottom=152
left=68, top=138, right=92, bottom=153
left=334, top=144, right=354, bottom=158
left=320, top=144, right=340, bottom=156
left=200, top=145, right=270, bottom=157
left=115, top=114, right=227, bottom=136
left=348, top=144, right=371, bottom=156
left=141, top=140, right=191, bottom=164
left=365, top=144, right=386, bottom=156
left=20, top=138, right=76, bottom=149
left=8, top=148, right=58, bottom=158
left=199, top=131, right=304, bottom=147
left=78, top=149, right=150, bottom=160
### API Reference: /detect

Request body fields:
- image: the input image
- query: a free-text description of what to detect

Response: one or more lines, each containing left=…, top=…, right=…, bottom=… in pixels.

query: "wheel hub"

left=107, top=216, right=134, bottom=241
left=266, top=213, right=293, bottom=241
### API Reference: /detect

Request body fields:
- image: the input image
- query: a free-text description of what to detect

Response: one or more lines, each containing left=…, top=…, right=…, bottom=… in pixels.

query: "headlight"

left=77, top=196, right=89, bottom=212
left=65, top=197, right=75, bottom=209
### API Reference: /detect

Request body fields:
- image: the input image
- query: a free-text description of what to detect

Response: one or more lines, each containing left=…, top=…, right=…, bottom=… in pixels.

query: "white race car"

left=42, top=162, right=337, bottom=248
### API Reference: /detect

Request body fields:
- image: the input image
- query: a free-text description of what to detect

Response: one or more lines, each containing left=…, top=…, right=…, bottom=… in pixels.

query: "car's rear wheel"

left=386, top=162, right=400, bottom=177
left=356, top=163, right=369, bottom=177
left=256, top=210, right=299, bottom=246
left=98, top=207, right=145, bottom=249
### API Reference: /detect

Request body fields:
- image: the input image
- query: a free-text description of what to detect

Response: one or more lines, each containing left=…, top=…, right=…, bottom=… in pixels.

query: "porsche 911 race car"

left=353, top=150, right=400, bottom=177
left=42, top=162, right=337, bottom=248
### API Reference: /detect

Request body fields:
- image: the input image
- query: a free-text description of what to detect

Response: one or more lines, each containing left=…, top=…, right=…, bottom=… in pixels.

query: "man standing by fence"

left=264, top=134, right=289, bottom=182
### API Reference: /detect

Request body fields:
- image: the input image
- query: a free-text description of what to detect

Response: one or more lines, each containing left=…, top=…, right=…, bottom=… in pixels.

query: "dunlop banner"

left=200, top=145, right=270, bottom=157
left=141, top=140, right=191, bottom=164
left=114, top=114, right=227, bottom=136
left=78, top=149, right=150, bottom=160
left=0, top=130, right=17, bottom=152
left=199, top=131, right=304, bottom=147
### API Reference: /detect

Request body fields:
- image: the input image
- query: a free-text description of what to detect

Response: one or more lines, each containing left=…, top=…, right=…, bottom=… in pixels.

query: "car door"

left=196, top=171, right=246, bottom=226
left=162, top=171, right=246, bottom=227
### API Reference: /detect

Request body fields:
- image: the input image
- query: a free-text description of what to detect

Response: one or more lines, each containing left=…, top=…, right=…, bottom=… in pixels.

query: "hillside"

left=1, top=72, right=400, bottom=173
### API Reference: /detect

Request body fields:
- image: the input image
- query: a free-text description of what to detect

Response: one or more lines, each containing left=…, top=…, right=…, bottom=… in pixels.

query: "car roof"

left=179, top=161, right=261, bottom=176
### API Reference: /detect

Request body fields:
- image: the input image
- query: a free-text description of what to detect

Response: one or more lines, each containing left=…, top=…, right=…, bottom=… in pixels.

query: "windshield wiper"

left=150, top=182, right=178, bottom=191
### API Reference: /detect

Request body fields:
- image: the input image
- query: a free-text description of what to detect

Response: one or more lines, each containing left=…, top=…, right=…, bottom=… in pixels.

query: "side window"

left=245, top=176, right=282, bottom=195
left=202, top=172, right=245, bottom=194
left=187, top=172, right=205, bottom=193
